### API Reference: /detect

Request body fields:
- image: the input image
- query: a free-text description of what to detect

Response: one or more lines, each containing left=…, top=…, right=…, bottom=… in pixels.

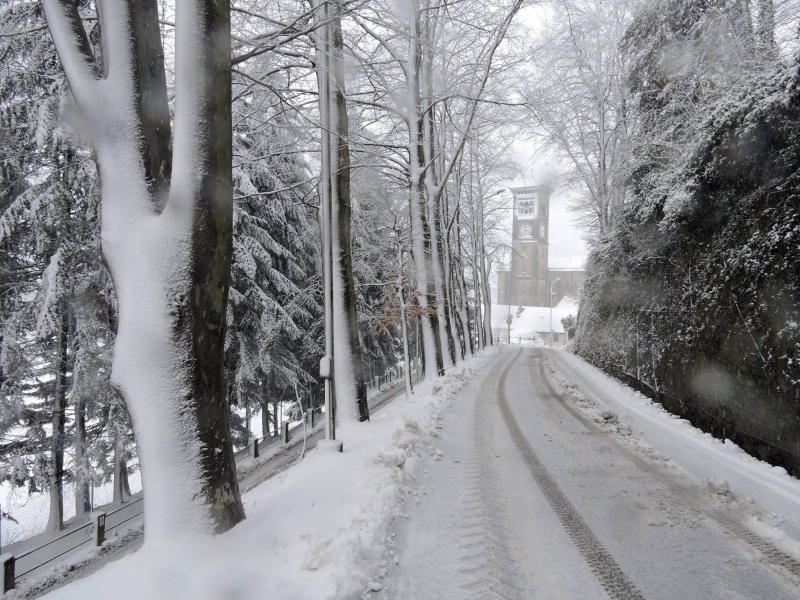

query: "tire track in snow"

left=452, top=357, right=525, bottom=600
left=497, top=349, right=648, bottom=600
left=540, top=350, right=800, bottom=584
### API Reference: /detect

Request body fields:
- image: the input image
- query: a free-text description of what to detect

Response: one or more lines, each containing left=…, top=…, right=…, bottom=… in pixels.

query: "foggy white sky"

left=496, top=4, right=589, bottom=264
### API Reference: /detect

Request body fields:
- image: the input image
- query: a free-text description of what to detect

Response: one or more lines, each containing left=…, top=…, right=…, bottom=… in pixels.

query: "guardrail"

left=365, top=365, right=409, bottom=393
left=1, top=495, right=145, bottom=593
left=0, top=370, right=413, bottom=594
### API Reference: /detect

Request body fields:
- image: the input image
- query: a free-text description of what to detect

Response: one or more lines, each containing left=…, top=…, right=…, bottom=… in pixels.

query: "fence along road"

left=1, top=367, right=415, bottom=596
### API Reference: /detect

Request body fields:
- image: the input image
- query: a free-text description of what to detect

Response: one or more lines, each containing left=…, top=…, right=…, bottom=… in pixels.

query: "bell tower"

left=506, top=185, right=552, bottom=306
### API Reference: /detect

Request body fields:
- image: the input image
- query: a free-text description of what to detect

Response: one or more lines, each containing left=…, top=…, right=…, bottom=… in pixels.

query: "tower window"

left=516, top=198, right=537, bottom=218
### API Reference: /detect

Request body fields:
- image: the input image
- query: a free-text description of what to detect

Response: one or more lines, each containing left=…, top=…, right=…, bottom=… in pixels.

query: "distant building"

left=496, top=185, right=587, bottom=307
left=491, top=296, right=579, bottom=348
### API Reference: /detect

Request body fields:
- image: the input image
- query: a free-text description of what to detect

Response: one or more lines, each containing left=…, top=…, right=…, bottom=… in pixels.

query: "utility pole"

left=315, top=0, right=342, bottom=452
left=549, top=278, right=560, bottom=347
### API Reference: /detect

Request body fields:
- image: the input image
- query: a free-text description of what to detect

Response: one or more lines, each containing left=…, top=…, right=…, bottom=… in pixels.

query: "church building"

left=496, top=185, right=587, bottom=308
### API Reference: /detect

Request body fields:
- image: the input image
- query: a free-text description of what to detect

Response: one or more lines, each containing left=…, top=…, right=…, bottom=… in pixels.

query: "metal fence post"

left=311, top=408, right=315, bottom=428
left=91, top=512, right=106, bottom=546
left=283, top=422, right=289, bottom=444
left=253, top=438, right=259, bottom=459
left=1, top=554, right=14, bottom=592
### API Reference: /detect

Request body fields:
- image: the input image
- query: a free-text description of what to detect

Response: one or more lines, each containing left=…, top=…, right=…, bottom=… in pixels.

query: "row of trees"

left=0, top=0, right=520, bottom=540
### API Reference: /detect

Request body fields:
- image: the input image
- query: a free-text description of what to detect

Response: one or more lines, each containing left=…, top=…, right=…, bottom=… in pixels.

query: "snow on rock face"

left=41, top=348, right=501, bottom=600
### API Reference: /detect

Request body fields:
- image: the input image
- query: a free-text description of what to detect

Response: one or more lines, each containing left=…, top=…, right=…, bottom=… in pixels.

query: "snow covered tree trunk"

left=453, top=208, right=474, bottom=356
left=439, top=189, right=462, bottom=361
left=328, top=0, right=370, bottom=422
left=407, top=4, right=442, bottom=378
left=397, top=241, right=414, bottom=397
left=474, top=179, right=493, bottom=346
left=420, top=21, right=455, bottom=370
left=43, top=0, right=244, bottom=537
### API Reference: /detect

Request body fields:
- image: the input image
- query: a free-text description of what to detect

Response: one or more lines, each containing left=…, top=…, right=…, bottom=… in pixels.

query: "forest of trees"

left=0, top=0, right=520, bottom=540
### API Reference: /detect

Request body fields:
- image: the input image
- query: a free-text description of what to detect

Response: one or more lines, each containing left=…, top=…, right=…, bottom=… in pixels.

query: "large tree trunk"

left=44, top=0, right=244, bottom=537
left=328, top=0, right=369, bottom=422
left=407, top=4, right=443, bottom=378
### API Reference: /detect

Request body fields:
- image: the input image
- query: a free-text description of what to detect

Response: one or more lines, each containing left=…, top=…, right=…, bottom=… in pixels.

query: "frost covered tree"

left=524, top=0, right=636, bottom=239
left=349, top=0, right=525, bottom=377
left=0, top=0, right=137, bottom=532
left=41, top=0, right=245, bottom=534
left=226, top=64, right=323, bottom=442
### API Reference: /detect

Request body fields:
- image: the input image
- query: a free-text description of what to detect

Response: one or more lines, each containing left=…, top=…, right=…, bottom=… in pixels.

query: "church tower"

left=498, top=185, right=552, bottom=307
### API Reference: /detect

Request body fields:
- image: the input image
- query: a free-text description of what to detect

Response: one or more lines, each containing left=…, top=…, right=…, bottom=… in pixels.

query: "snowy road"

left=382, top=348, right=800, bottom=600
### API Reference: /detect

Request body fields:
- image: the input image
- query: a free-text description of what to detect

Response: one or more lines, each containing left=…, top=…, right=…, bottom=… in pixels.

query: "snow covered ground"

left=18, top=345, right=800, bottom=599
left=381, top=347, right=800, bottom=599
left=546, top=349, right=800, bottom=559
left=490, top=297, right=580, bottom=344
left=30, top=349, right=499, bottom=600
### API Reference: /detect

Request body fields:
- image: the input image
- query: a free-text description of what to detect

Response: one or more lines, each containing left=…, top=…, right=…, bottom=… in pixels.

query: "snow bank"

left=543, top=350, right=800, bottom=563
left=35, top=349, right=500, bottom=600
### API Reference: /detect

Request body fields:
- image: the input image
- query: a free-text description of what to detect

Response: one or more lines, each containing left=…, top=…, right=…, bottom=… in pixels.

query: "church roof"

left=509, top=184, right=554, bottom=194
left=548, top=256, right=586, bottom=271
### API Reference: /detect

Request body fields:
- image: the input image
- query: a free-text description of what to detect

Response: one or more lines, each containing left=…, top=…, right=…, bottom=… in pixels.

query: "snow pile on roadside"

left=542, top=353, right=800, bottom=563
left=543, top=362, right=683, bottom=472
left=35, top=348, right=499, bottom=600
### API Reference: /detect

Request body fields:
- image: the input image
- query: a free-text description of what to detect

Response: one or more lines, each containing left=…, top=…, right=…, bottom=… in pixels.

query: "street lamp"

left=549, top=278, right=560, bottom=347
left=502, top=250, right=524, bottom=345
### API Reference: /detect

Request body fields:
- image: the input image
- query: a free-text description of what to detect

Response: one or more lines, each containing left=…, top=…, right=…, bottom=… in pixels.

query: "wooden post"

left=252, top=438, right=259, bottom=459
left=311, top=408, right=315, bottom=428
left=91, top=512, right=106, bottom=546
left=283, top=422, right=289, bottom=444
left=1, top=554, right=13, bottom=592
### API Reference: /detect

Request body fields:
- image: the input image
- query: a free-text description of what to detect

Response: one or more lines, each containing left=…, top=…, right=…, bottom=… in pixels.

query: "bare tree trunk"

left=74, top=393, right=90, bottom=518
left=113, top=427, right=131, bottom=504
left=47, top=305, right=68, bottom=532
left=328, top=0, right=369, bottom=421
